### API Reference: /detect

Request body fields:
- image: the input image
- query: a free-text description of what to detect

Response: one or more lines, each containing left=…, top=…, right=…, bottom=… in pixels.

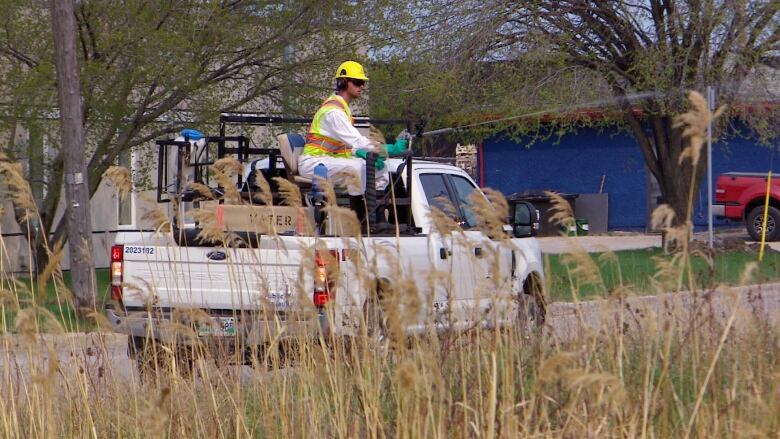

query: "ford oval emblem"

left=206, top=250, right=227, bottom=261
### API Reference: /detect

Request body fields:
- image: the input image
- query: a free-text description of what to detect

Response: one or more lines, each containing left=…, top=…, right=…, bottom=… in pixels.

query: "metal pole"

left=759, top=171, right=773, bottom=261
left=707, top=86, right=714, bottom=249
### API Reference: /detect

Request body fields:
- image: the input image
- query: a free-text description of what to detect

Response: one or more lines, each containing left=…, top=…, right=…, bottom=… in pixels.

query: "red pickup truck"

left=714, top=172, right=780, bottom=241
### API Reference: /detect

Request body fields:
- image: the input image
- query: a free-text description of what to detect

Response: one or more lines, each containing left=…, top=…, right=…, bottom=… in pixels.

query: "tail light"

left=313, top=249, right=339, bottom=308
left=110, top=245, right=124, bottom=304
left=532, top=208, right=540, bottom=234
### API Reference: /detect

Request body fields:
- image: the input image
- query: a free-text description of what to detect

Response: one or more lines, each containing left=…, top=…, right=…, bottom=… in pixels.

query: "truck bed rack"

left=156, top=114, right=418, bottom=236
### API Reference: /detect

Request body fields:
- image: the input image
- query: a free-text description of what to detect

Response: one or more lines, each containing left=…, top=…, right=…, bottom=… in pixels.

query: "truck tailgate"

left=119, top=241, right=312, bottom=311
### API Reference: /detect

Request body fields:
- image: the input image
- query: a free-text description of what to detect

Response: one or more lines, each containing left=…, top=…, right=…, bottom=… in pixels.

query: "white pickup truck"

left=106, top=116, right=545, bottom=364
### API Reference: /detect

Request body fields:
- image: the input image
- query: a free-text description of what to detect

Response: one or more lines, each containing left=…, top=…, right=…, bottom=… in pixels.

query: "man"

left=298, top=61, right=409, bottom=196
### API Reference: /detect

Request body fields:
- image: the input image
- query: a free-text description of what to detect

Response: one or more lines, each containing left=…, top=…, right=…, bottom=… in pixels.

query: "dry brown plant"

left=317, top=175, right=338, bottom=207
left=650, top=252, right=686, bottom=293
left=273, top=177, right=302, bottom=207
left=675, top=91, right=726, bottom=167
left=188, top=182, right=215, bottom=200
left=1, top=115, right=778, bottom=438
left=368, top=124, right=387, bottom=144
left=560, top=245, right=605, bottom=292
left=186, top=207, right=224, bottom=243
left=324, top=204, right=362, bottom=237
left=332, top=169, right=363, bottom=199
left=0, top=153, right=39, bottom=221
left=139, top=193, right=173, bottom=233
left=250, top=170, right=272, bottom=206
left=394, top=358, right=418, bottom=392
left=469, top=188, right=510, bottom=239
left=545, top=190, right=575, bottom=232
left=739, top=261, right=759, bottom=285
left=372, top=245, right=422, bottom=344
left=428, top=195, right=463, bottom=236
left=650, top=203, right=676, bottom=230
left=651, top=204, right=693, bottom=253
left=211, top=158, right=243, bottom=204
left=102, top=166, right=132, bottom=201
left=38, top=240, right=65, bottom=297
left=212, top=157, right=244, bottom=176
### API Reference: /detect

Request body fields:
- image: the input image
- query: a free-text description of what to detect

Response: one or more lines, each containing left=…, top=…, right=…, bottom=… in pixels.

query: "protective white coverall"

left=298, top=110, right=389, bottom=196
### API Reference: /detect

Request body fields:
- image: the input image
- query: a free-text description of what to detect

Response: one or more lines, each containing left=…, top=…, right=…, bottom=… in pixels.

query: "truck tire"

left=364, top=290, right=388, bottom=349
left=517, top=275, right=547, bottom=330
left=129, top=336, right=195, bottom=381
left=128, top=336, right=163, bottom=382
left=746, top=206, right=780, bottom=242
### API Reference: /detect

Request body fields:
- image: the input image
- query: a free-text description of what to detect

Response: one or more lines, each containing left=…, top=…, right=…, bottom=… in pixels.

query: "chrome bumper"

left=105, top=307, right=330, bottom=345
left=712, top=204, right=725, bottom=217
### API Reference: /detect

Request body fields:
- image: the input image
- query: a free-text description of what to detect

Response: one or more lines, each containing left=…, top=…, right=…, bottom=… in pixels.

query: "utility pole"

left=707, top=86, right=715, bottom=249
left=50, top=0, right=97, bottom=313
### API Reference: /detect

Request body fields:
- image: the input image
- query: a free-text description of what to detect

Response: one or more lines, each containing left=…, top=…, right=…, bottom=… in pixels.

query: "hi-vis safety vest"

left=303, top=95, right=354, bottom=158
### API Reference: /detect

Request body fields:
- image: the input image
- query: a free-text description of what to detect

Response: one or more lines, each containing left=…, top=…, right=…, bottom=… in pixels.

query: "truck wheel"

left=364, top=291, right=388, bottom=349
left=128, top=336, right=162, bottom=382
left=129, top=336, right=195, bottom=381
left=746, top=206, right=780, bottom=242
left=517, top=276, right=547, bottom=330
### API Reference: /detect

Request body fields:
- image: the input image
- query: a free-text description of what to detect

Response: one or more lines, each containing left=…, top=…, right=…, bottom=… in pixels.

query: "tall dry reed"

left=0, top=92, right=776, bottom=438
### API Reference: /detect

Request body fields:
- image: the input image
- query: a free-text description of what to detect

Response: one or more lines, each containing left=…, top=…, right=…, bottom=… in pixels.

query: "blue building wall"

left=481, top=125, right=780, bottom=230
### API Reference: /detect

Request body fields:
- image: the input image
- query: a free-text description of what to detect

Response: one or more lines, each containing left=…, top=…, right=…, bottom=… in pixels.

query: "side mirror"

left=510, top=201, right=539, bottom=238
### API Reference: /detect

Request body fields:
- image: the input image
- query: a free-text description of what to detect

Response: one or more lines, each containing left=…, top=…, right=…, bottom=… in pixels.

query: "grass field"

left=0, top=269, right=110, bottom=332
left=545, top=247, right=780, bottom=301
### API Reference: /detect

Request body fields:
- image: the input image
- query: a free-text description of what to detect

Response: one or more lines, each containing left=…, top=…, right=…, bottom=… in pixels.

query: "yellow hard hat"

left=334, top=61, right=368, bottom=81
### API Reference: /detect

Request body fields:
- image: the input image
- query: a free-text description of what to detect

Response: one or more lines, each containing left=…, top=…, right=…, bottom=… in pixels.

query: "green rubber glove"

left=355, top=149, right=385, bottom=170
left=384, top=138, right=409, bottom=156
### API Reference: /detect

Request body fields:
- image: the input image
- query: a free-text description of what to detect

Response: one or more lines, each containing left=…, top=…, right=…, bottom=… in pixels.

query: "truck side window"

left=449, top=175, right=479, bottom=228
left=420, top=173, right=457, bottom=216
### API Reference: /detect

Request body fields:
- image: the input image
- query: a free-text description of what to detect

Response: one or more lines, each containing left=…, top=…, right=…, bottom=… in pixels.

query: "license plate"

left=197, top=317, right=236, bottom=337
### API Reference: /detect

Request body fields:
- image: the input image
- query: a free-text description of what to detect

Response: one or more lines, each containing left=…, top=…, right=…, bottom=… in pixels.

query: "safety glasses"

left=349, top=79, right=366, bottom=87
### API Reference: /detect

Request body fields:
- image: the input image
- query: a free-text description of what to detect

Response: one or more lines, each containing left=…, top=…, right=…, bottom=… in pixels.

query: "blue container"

left=313, top=163, right=328, bottom=201
left=180, top=128, right=204, bottom=140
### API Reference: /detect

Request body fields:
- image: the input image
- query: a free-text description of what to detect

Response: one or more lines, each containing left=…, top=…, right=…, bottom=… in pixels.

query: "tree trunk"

left=33, top=231, right=50, bottom=275
left=27, top=123, right=49, bottom=274
left=50, top=0, right=97, bottom=313
left=627, top=112, right=708, bottom=244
